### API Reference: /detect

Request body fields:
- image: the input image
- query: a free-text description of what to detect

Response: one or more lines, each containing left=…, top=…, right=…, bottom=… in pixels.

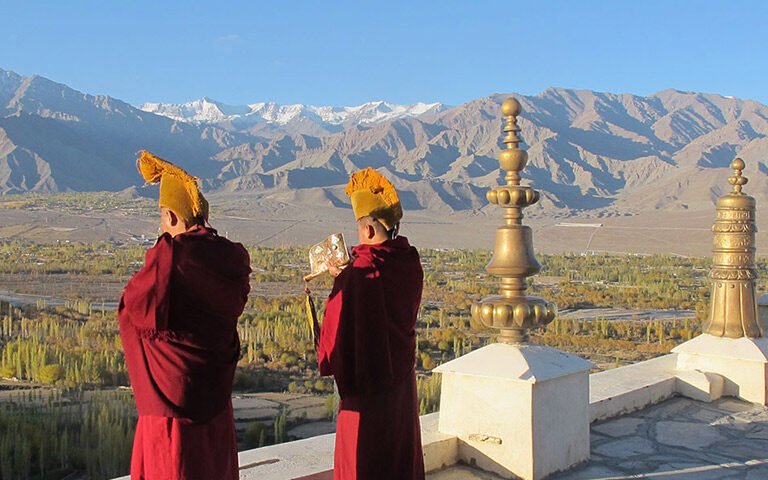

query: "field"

left=3, top=191, right=768, bottom=257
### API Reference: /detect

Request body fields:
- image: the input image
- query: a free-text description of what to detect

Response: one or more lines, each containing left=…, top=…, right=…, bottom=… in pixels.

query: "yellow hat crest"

left=345, top=167, right=402, bottom=230
left=136, top=150, right=209, bottom=223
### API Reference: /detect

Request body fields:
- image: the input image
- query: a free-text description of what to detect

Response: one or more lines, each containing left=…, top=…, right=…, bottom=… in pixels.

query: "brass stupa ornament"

left=470, top=98, right=556, bottom=343
left=703, top=158, right=763, bottom=338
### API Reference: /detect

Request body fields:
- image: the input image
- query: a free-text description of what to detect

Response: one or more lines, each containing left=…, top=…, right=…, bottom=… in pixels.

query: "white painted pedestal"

left=673, top=334, right=768, bottom=405
left=434, top=343, right=593, bottom=480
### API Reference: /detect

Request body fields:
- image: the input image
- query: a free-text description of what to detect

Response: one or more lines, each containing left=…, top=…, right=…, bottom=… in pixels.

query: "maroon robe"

left=119, top=226, right=250, bottom=480
left=318, top=236, right=425, bottom=480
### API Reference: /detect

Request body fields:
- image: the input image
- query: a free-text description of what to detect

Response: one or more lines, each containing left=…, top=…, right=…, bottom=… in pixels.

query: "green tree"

left=38, top=364, right=63, bottom=384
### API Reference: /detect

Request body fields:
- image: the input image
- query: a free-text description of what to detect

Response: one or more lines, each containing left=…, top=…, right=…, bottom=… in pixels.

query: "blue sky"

left=1, top=1, right=766, bottom=107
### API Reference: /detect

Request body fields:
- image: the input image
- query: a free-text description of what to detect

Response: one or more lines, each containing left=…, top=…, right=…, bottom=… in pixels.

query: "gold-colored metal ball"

left=731, top=158, right=745, bottom=171
left=501, top=97, right=521, bottom=117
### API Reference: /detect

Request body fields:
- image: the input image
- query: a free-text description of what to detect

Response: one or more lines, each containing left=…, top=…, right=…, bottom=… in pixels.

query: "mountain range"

left=2, top=67, right=767, bottom=216
left=139, top=98, right=445, bottom=138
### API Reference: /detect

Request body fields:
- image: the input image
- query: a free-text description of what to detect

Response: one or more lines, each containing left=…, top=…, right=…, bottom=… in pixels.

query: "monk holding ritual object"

left=317, top=168, right=425, bottom=480
left=119, top=151, right=251, bottom=480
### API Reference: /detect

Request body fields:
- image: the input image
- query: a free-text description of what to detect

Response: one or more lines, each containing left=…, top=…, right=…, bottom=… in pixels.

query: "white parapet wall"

left=589, top=354, right=678, bottom=422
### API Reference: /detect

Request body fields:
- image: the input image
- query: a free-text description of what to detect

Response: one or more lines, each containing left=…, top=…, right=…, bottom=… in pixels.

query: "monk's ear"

left=165, top=209, right=180, bottom=227
left=365, top=224, right=376, bottom=240
left=160, top=208, right=179, bottom=227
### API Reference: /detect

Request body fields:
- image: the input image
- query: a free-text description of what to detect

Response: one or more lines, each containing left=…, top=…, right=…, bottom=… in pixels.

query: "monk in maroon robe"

left=119, top=151, right=251, bottom=479
left=318, top=168, right=425, bottom=480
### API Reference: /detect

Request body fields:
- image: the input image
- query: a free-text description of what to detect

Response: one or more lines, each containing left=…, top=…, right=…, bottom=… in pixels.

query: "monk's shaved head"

left=356, top=215, right=395, bottom=245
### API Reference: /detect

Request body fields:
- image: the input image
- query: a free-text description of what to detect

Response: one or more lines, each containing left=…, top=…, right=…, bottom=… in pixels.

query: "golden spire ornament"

left=703, top=158, right=763, bottom=338
left=470, top=98, right=556, bottom=343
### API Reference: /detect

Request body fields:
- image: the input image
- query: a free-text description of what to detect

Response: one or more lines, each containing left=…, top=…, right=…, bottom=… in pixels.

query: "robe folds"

left=119, top=226, right=250, bottom=480
left=318, top=236, right=425, bottom=480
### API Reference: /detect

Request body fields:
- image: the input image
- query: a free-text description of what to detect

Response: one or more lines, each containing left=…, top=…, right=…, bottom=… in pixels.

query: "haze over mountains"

left=2, top=67, right=767, bottom=217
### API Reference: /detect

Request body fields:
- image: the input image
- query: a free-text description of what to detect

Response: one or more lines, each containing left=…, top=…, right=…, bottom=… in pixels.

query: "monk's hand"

left=327, top=262, right=343, bottom=278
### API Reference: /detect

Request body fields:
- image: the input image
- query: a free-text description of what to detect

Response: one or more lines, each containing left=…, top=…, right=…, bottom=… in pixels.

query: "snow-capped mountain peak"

left=139, top=98, right=445, bottom=127
left=138, top=97, right=251, bottom=123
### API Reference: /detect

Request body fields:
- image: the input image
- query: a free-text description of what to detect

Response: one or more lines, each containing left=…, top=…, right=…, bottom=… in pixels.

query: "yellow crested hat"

left=345, top=168, right=402, bottom=230
left=136, top=150, right=209, bottom=223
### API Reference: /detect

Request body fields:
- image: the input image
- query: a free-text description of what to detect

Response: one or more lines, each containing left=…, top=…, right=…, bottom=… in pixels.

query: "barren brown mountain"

left=2, top=67, right=768, bottom=226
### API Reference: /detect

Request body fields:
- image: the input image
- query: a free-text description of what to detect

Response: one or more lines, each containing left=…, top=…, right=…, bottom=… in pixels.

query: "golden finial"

left=471, top=98, right=556, bottom=344
left=704, top=157, right=762, bottom=338
left=728, top=158, right=748, bottom=194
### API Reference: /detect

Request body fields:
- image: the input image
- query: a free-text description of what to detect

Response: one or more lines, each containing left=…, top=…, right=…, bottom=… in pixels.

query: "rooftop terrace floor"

left=428, top=396, right=768, bottom=480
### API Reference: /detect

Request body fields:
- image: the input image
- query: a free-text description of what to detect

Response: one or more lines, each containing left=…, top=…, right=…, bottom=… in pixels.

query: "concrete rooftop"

left=427, top=396, right=768, bottom=480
